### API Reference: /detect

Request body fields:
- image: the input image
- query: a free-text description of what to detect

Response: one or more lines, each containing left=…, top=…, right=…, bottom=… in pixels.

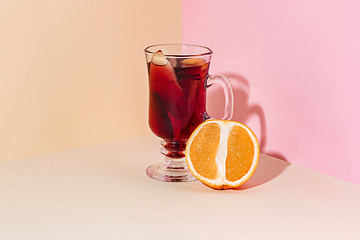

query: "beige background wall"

left=0, top=0, right=182, bottom=161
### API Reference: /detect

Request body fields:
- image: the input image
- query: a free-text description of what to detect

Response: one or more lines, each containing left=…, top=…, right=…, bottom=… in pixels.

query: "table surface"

left=1, top=135, right=359, bottom=240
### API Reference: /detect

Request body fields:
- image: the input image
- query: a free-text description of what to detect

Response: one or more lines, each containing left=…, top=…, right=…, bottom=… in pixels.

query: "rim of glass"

left=144, top=44, right=213, bottom=57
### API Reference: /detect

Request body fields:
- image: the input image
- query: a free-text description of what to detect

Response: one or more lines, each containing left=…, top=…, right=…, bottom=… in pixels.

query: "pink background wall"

left=183, top=0, right=360, bottom=184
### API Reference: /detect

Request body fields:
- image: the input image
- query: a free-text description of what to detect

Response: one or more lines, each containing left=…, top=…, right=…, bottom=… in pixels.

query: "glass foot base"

left=146, top=162, right=196, bottom=182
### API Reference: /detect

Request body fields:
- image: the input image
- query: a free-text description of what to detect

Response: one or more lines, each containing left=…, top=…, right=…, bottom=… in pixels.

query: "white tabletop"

left=1, top=135, right=359, bottom=239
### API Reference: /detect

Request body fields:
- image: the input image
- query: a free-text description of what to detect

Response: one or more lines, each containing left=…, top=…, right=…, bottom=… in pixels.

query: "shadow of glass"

left=214, top=72, right=288, bottom=160
left=234, top=154, right=290, bottom=190
left=221, top=73, right=267, bottom=150
left=206, top=72, right=289, bottom=188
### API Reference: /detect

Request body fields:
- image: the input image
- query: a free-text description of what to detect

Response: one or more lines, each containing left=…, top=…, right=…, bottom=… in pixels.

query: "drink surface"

left=148, top=58, right=210, bottom=142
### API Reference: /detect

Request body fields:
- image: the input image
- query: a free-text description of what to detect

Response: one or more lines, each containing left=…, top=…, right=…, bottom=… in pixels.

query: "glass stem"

left=161, top=140, right=188, bottom=169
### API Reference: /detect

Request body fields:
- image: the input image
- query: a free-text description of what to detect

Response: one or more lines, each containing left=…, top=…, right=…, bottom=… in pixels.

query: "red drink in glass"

left=148, top=58, right=209, bottom=142
left=148, top=55, right=210, bottom=158
left=144, top=44, right=233, bottom=182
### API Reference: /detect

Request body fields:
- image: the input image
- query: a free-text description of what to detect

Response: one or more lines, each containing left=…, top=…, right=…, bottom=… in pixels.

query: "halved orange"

left=185, top=120, right=260, bottom=189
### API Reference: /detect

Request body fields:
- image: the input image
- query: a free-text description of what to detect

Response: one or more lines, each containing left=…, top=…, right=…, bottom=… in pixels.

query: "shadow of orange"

left=235, top=154, right=290, bottom=190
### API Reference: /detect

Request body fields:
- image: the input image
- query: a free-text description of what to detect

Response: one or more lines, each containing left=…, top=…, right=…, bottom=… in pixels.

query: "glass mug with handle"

left=145, top=44, right=234, bottom=182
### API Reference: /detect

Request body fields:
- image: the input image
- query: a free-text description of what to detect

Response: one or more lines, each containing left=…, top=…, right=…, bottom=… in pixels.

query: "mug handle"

left=206, top=74, right=234, bottom=120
